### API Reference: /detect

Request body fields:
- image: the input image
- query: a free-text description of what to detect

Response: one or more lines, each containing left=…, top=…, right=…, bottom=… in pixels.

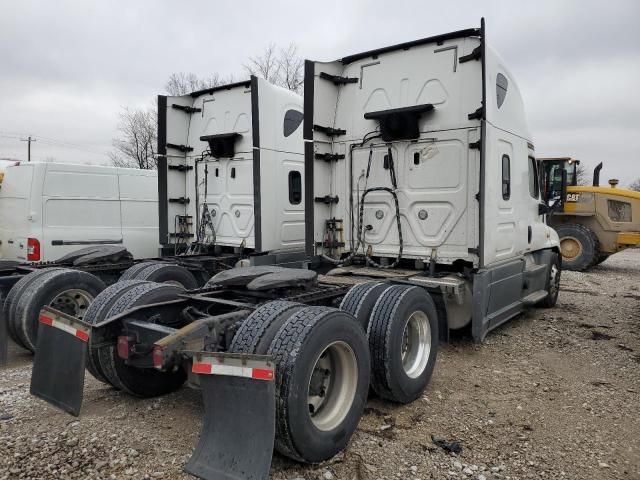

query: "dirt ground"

left=1, top=249, right=639, bottom=480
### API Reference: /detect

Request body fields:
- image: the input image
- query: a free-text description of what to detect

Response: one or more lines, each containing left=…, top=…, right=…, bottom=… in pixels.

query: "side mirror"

left=540, top=169, right=567, bottom=215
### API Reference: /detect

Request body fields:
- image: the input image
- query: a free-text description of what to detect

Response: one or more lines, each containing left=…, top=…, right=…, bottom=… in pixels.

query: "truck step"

left=522, top=290, right=548, bottom=306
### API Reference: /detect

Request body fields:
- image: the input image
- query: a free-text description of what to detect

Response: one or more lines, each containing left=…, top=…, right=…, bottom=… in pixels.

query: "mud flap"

left=30, top=307, right=90, bottom=416
left=185, top=352, right=275, bottom=480
left=0, top=294, right=7, bottom=365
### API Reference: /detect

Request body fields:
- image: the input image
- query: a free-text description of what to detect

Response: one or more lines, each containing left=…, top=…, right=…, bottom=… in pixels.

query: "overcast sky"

left=1, top=0, right=638, bottom=185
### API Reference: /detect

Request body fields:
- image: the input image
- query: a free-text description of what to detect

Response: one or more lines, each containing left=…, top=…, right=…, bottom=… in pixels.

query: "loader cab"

left=157, top=77, right=305, bottom=257
left=539, top=157, right=578, bottom=205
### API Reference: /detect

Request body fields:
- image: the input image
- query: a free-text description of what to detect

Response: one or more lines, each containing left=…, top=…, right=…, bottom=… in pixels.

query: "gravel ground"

left=1, top=249, right=639, bottom=480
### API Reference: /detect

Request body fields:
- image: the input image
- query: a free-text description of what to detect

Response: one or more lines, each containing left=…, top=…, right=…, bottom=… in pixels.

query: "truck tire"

left=83, top=280, right=151, bottom=383
left=14, top=269, right=106, bottom=352
left=230, top=301, right=305, bottom=354
left=124, top=263, right=199, bottom=290
left=538, top=252, right=561, bottom=308
left=339, top=282, right=388, bottom=328
left=3, top=268, right=64, bottom=349
left=368, top=285, right=438, bottom=404
left=97, top=283, right=187, bottom=397
left=555, top=224, right=599, bottom=271
left=119, top=261, right=161, bottom=281
left=268, top=306, right=370, bottom=463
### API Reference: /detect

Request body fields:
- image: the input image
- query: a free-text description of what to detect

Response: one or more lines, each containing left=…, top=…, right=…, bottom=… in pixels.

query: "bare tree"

left=576, top=163, right=589, bottom=185
left=244, top=43, right=303, bottom=93
left=629, top=178, right=640, bottom=192
left=109, top=106, right=157, bottom=169
left=165, top=72, right=235, bottom=96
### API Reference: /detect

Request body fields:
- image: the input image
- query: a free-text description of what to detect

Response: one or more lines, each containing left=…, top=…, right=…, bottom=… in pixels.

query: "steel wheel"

left=401, top=311, right=431, bottom=379
left=560, top=236, right=582, bottom=260
left=307, top=341, right=358, bottom=431
left=49, top=289, right=94, bottom=319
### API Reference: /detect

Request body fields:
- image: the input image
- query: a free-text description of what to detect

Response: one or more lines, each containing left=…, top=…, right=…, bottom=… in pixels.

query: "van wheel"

left=539, top=253, right=561, bottom=308
left=13, top=269, right=106, bottom=352
left=3, top=268, right=65, bottom=349
left=368, top=285, right=438, bottom=404
left=97, top=282, right=187, bottom=397
left=122, top=262, right=199, bottom=290
left=230, top=301, right=305, bottom=355
left=83, top=280, right=151, bottom=383
left=555, top=224, right=599, bottom=271
left=339, top=282, right=388, bottom=329
left=269, top=306, right=370, bottom=463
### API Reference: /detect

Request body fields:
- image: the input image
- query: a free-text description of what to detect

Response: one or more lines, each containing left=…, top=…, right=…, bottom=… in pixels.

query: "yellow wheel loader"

left=540, top=157, right=640, bottom=270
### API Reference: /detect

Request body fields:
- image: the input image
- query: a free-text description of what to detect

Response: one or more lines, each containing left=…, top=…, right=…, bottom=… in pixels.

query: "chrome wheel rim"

left=49, top=289, right=94, bottom=319
left=307, top=341, right=358, bottom=431
left=401, top=311, right=431, bottom=378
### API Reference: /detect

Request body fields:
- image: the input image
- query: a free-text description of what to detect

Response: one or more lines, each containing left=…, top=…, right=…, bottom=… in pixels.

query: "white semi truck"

left=25, top=20, right=563, bottom=480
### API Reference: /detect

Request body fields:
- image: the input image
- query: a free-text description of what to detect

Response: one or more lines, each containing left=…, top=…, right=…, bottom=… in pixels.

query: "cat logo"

left=566, top=193, right=581, bottom=202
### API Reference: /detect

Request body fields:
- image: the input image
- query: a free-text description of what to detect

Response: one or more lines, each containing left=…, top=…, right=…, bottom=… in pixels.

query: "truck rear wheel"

left=368, top=285, right=438, bottom=403
left=230, top=300, right=305, bottom=354
left=268, top=306, right=370, bottom=463
left=13, top=269, right=106, bottom=352
left=121, top=262, right=199, bottom=289
left=119, top=261, right=160, bottom=281
left=555, top=224, right=599, bottom=271
left=3, top=268, right=64, bottom=349
left=339, top=282, right=388, bottom=328
left=97, top=282, right=187, bottom=397
left=83, top=280, right=151, bottom=383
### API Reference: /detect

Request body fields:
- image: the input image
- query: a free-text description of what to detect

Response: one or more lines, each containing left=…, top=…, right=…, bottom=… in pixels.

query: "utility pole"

left=20, top=136, right=36, bottom=162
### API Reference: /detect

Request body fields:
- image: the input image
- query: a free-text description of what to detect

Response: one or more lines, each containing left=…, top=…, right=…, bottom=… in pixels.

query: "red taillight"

left=117, top=336, right=130, bottom=359
left=27, top=238, right=40, bottom=261
left=152, top=345, right=164, bottom=369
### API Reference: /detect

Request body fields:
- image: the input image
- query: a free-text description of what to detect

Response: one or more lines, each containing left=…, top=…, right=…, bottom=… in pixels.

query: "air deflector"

left=364, top=104, right=434, bottom=141
left=200, top=132, right=242, bottom=158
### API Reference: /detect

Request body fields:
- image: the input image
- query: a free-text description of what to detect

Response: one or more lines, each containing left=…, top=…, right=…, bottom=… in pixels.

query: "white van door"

left=41, top=165, right=123, bottom=261
left=0, top=164, right=38, bottom=261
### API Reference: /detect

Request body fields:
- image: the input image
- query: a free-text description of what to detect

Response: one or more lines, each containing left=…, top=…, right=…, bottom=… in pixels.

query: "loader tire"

left=269, top=306, right=370, bottom=463
left=119, top=261, right=161, bottom=281
left=125, top=263, right=199, bottom=290
left=538, top=252, right=561, bottom=308
left=339, top=282, right=388, bottom=329
left=230, top=301, right=305, bottom=355
left=3, top=268, right=65, bottom=349
left=97, top=282, right=187, bottom=397
left=14, top=269, right=106, bottom=352
left=556, top=224, right=599, bottom=271
left=368, top=285, right=438, bottom=404
left=83, top=280, right=151, bottom=383
left=594, top=254, right=610, bottom=265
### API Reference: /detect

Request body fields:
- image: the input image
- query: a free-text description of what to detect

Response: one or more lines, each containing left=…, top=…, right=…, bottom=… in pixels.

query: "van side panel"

left=41, top=164, right=122, bottom=260
left=118, top=169, right=159, bottom=258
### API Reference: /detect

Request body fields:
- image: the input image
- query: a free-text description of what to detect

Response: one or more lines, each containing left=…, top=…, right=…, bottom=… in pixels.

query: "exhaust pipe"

left=593, top=162, right=603, bottom=187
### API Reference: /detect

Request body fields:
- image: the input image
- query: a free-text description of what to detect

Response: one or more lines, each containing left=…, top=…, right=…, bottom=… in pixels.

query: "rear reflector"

left=191, top=362, right=274, bottom=381
left=117, top=336, right=129, bottom=360
left=39, top=313, right=89, bottom=342
left=27, top=238, right=40, bottom=262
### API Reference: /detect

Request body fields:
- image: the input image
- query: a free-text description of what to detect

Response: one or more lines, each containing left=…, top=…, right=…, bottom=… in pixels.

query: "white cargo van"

left=0, top=162, right=159, bottom=262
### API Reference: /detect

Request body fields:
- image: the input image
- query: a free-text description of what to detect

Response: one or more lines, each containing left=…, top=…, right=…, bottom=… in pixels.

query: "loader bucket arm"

left=185, top=352, right=275, bottom=480
left=30, top=306, right=91, bottom=416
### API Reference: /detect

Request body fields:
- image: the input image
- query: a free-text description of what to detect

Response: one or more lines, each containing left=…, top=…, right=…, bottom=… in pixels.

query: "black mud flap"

left=185, top=352, right=276, bottom=480
left=0, top=295, right=7, bottom=366
left=30, top=306, right=90, bottom=416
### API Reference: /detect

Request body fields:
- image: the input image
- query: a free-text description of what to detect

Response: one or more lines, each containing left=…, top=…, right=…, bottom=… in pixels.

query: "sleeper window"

left=288, top=170, right=302, bottom=204
left=502, top=155, right=511, bottom=200
left=283, top=110, right=304, bottom=137
left=496, top=73, right=508, bottom=109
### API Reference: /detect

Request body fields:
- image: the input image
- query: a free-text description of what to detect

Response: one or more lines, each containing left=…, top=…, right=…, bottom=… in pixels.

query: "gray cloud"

left=0, top=0, right=638, bottom=184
